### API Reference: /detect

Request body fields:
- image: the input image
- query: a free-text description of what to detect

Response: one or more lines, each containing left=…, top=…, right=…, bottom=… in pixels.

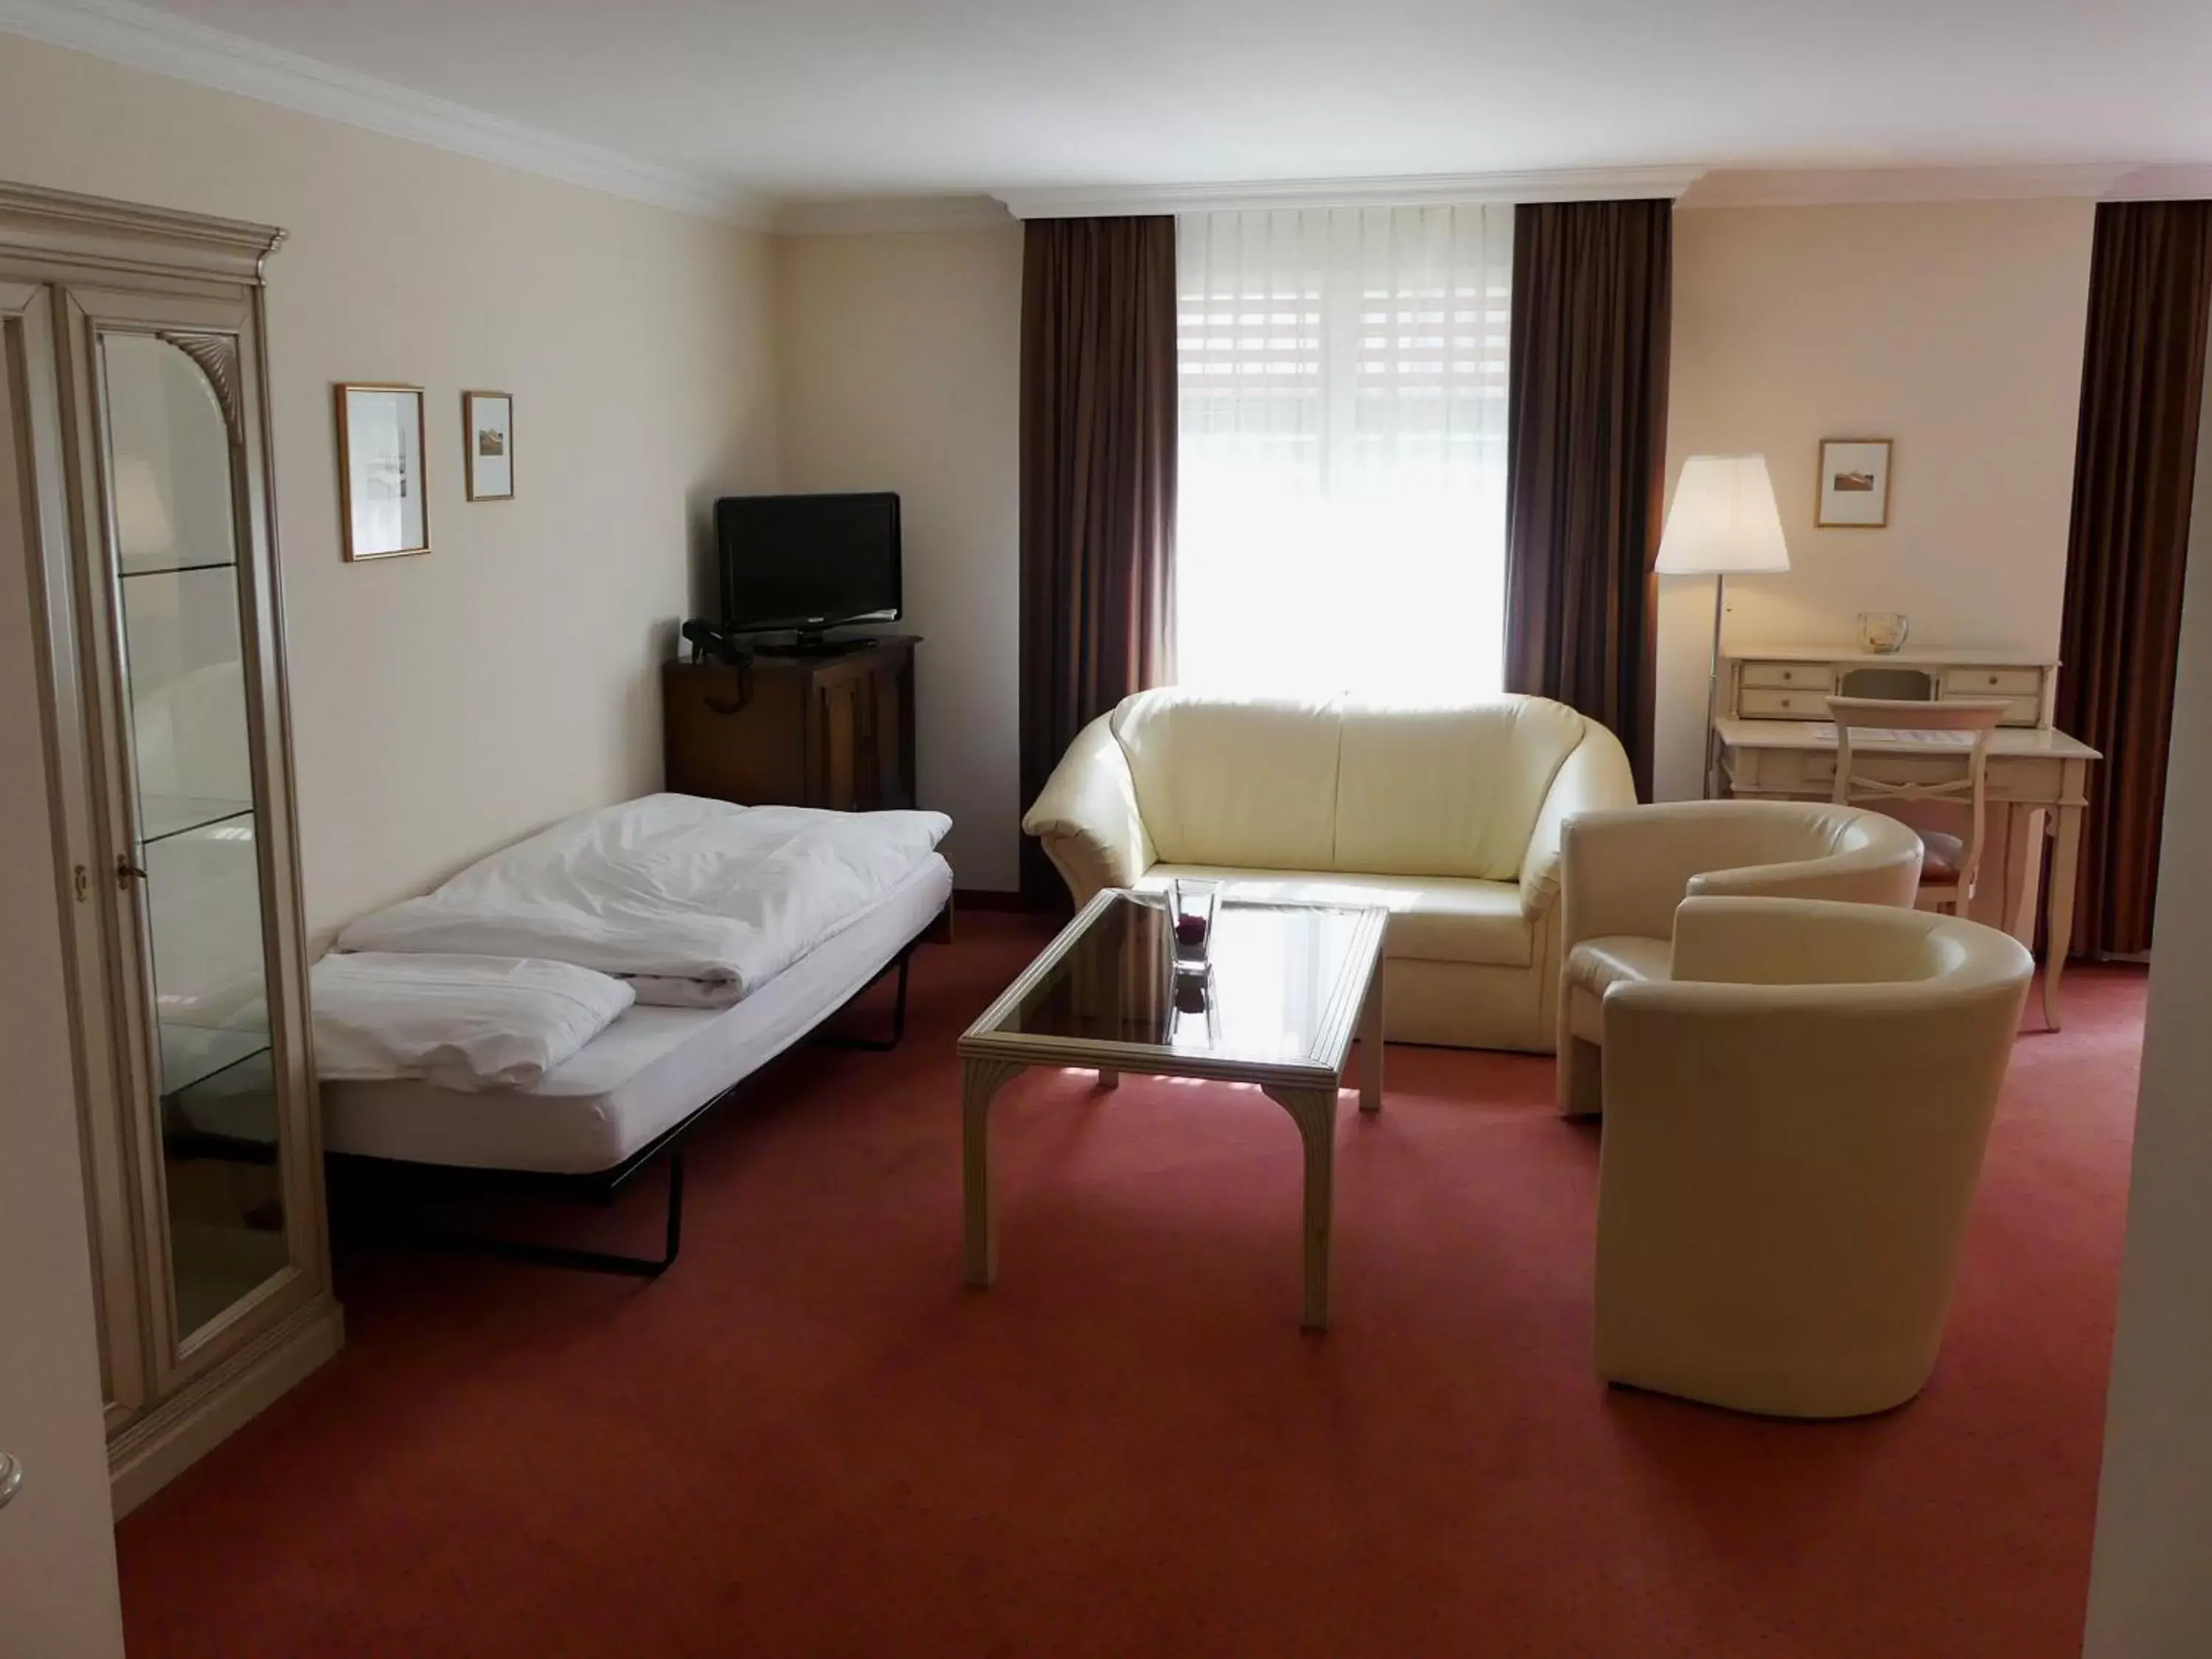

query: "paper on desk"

left=1808, top=723, right=1977, bottom=747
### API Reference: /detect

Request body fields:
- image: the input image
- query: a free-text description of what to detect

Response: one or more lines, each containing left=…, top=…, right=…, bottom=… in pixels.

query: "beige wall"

left=771, top=201, right=2100, bottom=864
left=1655, top=199, right=2096, bottom=799
left=2082, top=338, right=2212, bottom=1658
left=775, top=226, right=1023, bottom=889
left=0, top=33, right=780, bottom=939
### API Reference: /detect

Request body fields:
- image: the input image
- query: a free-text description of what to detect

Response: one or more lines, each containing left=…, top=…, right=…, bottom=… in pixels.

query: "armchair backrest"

left=1559, top=799, right=1924, bottom=952
left=1108, top=689, right=1599, bottom=880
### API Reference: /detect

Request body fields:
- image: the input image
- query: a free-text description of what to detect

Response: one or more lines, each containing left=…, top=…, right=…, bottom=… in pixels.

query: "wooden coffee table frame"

left=956, top=890, right=1388, bottom=1330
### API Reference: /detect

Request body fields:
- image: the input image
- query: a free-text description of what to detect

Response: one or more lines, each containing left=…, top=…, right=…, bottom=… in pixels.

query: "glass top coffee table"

left=957, top=888, right=1389, bottom=1330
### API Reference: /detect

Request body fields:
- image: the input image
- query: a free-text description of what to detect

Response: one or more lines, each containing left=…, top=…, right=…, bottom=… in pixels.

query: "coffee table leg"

left=1265, top=1086, right=1339, bottom=1331
left=1359, top=964, right=1385, bottom=1115
left=963, top=1059, right=1026, bottom=1288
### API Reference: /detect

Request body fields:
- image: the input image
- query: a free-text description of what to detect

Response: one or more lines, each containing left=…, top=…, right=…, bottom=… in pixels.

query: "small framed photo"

left=1817, top=438, right=1893, bottom=528
left=335, top=383, right=430, bottom=560
left=463, top=389, right=514, bottom=501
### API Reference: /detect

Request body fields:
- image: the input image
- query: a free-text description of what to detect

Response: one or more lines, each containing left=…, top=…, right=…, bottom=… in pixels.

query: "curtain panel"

left=2056, top=200, right=2212, bottom=957
left=1018, top=215, right=1178, bottom=908
left=1175, top=205, right=1514, bottom=700
left=1502, top=199, right=1673, bottom=799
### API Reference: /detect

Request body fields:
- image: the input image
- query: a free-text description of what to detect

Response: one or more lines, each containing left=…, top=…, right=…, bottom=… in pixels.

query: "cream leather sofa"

left=1593, top=895, right=2033, bottom=1417
left=1023, top=689, right=1636, bottom=1051
left=1555, top=800, right=1925, bottom=1116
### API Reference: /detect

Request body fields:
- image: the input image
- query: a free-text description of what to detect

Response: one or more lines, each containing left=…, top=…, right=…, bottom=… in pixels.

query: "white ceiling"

left=21, top=0, right=2212, bottom=210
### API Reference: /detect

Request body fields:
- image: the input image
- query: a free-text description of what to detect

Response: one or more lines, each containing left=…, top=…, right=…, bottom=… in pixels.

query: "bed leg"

left=659, top=1152, right=685, bottom=1271
left=814, top=950, right=911, bottom=1053
left=394, top=1151, right=686, bottom=1280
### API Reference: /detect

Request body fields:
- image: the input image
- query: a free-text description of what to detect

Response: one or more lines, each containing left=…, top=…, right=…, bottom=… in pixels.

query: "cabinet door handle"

left=0, top=1451, right=21, bottom=1510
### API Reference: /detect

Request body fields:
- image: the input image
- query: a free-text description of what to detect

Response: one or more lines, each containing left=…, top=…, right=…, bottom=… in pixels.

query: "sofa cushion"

left=1331, top=697, right=1585, bottom=881
left=1112, top=690, right=1342, bottom=872
left=1138, top=865, right=1534, bottom=967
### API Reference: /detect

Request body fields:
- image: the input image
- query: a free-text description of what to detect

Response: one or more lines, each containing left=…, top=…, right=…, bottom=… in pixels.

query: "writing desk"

left=1716, top=717, right=2101, bottom=1029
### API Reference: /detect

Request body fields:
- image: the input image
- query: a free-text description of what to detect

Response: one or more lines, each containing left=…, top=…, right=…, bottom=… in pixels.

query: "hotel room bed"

left=319, top=835, right=952, bottom=1279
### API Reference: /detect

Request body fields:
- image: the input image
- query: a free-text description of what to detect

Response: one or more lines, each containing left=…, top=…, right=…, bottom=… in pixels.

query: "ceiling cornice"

left=2101, top=165, right=2212, bottom=202
left=0, top=0, right=771, bottom=226
left=1679, top=164, right=2136, bottom=209
left=992, top=166, right=1708, bottom=220
left=775, top=195, right=1016, bottom=236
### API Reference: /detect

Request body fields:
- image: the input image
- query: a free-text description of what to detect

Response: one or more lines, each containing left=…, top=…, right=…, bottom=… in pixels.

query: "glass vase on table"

left=1168, top=877, right=1220, bottom=967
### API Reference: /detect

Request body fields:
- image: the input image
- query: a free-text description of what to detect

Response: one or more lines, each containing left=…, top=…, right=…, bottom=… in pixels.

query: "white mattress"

left=321, top=852, right=951, bottom=1175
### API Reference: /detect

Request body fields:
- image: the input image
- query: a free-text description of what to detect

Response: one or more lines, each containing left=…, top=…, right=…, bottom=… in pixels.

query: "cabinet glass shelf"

left=137, top=794, right=254, bottom=846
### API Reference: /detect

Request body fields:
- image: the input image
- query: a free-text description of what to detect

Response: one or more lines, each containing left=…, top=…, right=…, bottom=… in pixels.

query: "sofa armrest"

left=1021, top=713, right=1155, bottom=905
left=1519, top=721, right=1637, bottom=917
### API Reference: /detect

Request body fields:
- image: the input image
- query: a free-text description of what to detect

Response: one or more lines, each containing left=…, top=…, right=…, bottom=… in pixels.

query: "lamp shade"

left=1655, top=454, right=1790, bottom=575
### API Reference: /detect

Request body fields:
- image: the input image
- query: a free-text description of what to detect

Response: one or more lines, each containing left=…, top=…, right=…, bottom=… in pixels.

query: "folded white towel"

left=311, top=953, right=634, bottom=1091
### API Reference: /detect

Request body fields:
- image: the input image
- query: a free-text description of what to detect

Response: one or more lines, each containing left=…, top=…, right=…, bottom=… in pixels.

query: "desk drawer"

left=1740, top=661, right=1834, bottom=691
left=1739, top=687, right=1830, bottom=719
left=1944, top=667, right=2044, bottom=698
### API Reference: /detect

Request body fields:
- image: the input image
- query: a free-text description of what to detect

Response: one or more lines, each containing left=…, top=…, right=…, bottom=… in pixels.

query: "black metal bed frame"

left=327, top=931, right=922, bottom=1281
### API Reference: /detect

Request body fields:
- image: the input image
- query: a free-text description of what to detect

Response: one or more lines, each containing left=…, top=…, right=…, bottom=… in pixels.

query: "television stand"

left=664, top=637, right=919, bottom=814
left=757, top=631, right=880, bottom=660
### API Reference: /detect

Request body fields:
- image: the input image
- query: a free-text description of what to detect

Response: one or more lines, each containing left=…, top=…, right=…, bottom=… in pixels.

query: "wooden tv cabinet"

left=663, top=636, right=918, bottom=813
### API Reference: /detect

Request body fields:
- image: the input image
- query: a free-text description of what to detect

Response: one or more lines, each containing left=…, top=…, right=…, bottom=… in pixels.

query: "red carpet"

left=117, top=919, right=2144, bottom=1658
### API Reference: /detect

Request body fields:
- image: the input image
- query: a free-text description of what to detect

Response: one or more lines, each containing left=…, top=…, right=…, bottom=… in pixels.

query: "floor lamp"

left=1654, top=455, right=1790, bottom=799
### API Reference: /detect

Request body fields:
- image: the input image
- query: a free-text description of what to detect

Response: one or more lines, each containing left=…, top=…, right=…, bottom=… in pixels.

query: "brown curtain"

left=1503, top=200, right=1673, bottom=799
left=1018, top=216, right=1178, bottom=908
left=2056, top=201, right=2212, bottom=957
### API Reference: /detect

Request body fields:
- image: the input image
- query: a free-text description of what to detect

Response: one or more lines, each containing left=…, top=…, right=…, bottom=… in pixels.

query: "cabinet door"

left=59, top=285, right=320, bottom=1400
left=4, top=282, right=150, bottom=1430
left=872, top=656, right=911, bottom=810
left=816, top=676, right=862, bottom=810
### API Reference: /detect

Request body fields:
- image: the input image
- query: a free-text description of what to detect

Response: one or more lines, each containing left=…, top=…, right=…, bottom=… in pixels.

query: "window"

left=1175, top=204, right=1513, bottom=701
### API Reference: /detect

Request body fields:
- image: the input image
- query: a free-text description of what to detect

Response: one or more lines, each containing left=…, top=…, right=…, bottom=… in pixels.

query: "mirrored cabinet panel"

left=101, top=328, right=293, bottom=1348
left=2, top=181, right=338, bottom=1520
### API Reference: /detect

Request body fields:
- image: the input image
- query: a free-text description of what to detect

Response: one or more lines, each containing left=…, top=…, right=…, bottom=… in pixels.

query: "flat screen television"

left=715, top=492, right=901, bottom=639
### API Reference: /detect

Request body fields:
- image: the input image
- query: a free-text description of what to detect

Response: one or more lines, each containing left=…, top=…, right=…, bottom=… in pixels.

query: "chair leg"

left=1559, top=1035, right=1605, bottom=1119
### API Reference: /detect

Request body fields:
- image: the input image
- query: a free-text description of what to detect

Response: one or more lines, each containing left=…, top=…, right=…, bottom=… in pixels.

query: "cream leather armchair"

left=1555, top=800, right=1924, bottom=1115
left=1023, top=689, right=1637, bottom=1051
left=1593, top=896, right=2033, bottom=1418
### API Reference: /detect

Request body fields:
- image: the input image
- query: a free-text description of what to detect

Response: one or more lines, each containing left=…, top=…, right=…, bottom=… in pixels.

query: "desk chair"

left=1826, top=696, right=2008, bottom=914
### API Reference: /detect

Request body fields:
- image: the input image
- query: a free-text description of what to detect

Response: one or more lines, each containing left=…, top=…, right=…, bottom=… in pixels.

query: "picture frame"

left=335, top=383, right=431, bottom=560
left=463, top=389, right=514, bottom=501
left=1817, top=437, right=1893, bottom=529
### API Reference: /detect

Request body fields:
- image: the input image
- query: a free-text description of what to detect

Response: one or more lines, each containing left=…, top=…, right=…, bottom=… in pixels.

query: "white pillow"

left=311, top=953, right=634, bottom=1091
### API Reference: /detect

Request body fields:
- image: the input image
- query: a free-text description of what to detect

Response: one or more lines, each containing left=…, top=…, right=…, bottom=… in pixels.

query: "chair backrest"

left=1825, top=696, right=2006, bottom=897
left=1835, top=665, right=1937, bottom=701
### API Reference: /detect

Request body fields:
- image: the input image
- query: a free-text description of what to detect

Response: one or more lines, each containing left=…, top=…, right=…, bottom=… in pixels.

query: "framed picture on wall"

left=335, top=383, right=431, bottom=560
left=1817, top=437, right=1893, bottom=528
left=463, top=390, right=514, bottom=501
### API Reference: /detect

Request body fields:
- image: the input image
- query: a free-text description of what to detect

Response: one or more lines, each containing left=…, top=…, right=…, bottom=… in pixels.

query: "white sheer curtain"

left=1175, top=204, right=1513, bottom=702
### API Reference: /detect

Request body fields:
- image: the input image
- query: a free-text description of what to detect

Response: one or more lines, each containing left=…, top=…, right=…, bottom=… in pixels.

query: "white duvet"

left=335, top=794, right=951, bottom=1007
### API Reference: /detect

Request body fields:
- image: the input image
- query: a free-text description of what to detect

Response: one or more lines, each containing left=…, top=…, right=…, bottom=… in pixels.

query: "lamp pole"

left=1702, top=572, right=1726, bottom=799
